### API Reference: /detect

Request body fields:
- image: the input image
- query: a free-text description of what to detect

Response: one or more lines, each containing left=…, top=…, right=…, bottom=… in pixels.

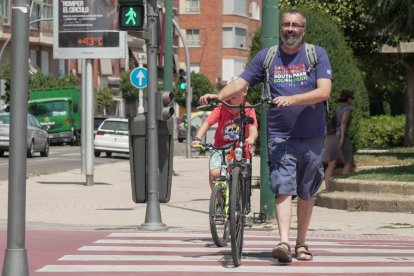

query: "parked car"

left=94, top=118, right=129, bottom=157
left=94, top=115, right=108, bottom=135
left=177, top=111, right=211, bottom=143
left=0, top=112, right=50, bottom=158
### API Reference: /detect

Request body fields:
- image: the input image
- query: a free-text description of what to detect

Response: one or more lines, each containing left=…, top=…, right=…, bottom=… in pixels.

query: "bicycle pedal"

left=252, top=212, right=267, bottom=224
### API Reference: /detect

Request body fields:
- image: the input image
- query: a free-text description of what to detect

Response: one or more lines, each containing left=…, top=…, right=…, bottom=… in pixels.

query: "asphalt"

left=0, top=155, right=413, bottom=236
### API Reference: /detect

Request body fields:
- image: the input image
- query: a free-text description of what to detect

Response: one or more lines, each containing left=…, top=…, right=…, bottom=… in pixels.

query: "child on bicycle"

left=191, top=77, right=258, bottom=189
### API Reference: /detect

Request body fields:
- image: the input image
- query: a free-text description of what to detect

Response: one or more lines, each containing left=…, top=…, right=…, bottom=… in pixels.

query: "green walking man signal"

left=118, top=0, right=145, bottom=31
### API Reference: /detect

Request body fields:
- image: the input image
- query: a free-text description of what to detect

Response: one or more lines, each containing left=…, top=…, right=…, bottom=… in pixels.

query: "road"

left=0, top=145, right=129, bottom=181
left=0, top=140, right=188, bottom=181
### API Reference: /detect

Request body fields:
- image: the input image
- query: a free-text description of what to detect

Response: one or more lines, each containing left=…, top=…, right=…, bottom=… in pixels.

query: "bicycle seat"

left=234, top=116, right=254, bottom=125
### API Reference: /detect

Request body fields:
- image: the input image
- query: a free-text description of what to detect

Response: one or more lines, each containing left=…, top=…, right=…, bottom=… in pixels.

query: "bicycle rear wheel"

left=209, top=184, right=229, bottom=247
left=229, top=166, right=244, bottom=266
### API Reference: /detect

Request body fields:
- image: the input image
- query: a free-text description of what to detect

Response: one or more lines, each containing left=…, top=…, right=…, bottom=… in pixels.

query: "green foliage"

left=0, top=63, right=79, bottom=106
left=355, top=115, right=405, bottom=149
left=96, top=85, right=114, bottom=115
left=28, top=70, right=79, bottom=90
left=246, top=4, right=369, bottom=150
left=173, top=72, right=216, bottom=108
left=0, top=63, right=11, bottom=104
left=120, top=70, right=139, bottom=103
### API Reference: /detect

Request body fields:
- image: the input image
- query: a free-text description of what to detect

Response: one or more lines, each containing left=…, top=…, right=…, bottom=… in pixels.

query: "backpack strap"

left=263, top=45, right=278, bottom=100
left=305, top=43, right=318, bottom=75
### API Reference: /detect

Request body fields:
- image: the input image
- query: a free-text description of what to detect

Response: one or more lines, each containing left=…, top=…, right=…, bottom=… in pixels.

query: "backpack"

left=263, top=43, right=333, bottom=134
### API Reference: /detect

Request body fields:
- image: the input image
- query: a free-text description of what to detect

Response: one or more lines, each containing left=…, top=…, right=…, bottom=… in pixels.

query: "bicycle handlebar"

left=197, top=97, right=273, bottom=110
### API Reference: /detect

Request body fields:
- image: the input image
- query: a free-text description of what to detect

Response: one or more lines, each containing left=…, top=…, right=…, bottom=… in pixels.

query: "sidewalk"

left=0, top=156, right=413, bottom=236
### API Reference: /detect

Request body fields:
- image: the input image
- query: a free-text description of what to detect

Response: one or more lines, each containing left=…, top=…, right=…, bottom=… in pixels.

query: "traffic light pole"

left=141, top=0, right=166, bottom=230
left=260, top=0, right=279, bottom=219
left=172, top=19, right=192, bottom=158
left=2, top=0, right=30, bottom=275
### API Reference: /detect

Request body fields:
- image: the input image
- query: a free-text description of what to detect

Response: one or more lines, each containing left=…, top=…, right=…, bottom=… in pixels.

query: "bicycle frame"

left=197, top=98, right=270, bottom=266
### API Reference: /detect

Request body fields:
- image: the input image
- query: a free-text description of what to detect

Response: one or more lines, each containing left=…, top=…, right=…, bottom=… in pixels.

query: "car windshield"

left=101, top=120, right=128, bottom=131
left=29, top=101, right=69, bottom=116
left=0, top=114, right=10, bottom=124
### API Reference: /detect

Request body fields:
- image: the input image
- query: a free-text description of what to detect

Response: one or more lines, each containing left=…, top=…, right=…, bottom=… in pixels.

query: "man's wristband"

left=193, top=136, right=202, bottom=142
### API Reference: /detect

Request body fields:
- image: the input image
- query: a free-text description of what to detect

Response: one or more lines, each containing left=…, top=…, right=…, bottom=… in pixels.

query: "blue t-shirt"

left=240, top=43, right=333, bottom=139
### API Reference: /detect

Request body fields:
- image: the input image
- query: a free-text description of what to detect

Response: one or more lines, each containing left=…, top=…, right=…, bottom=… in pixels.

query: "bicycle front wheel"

left=209, top=184, right=229, bottom=247
left=229, top=166, right=244, bottom=266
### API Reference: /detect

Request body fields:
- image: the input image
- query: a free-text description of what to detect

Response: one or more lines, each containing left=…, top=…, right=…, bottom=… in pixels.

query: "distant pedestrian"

left=322, top=89, right=354, bottom=190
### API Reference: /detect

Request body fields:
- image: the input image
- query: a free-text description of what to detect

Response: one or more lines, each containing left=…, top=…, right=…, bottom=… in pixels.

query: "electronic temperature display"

left=54, top=0, right=125, bottom=59
left=58, top=32, right=119, bottom=48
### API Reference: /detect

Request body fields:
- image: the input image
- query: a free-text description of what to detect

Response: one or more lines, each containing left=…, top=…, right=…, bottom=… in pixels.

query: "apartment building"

left=176, top=0, right=262, bottom=86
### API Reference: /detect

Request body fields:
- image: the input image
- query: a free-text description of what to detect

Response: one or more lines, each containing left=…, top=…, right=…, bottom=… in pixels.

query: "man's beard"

left=281, top=32, right=303, bottom=47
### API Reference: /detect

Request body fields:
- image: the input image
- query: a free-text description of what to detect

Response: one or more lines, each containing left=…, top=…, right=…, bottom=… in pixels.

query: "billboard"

left=53, top=0, right=126, bottom=59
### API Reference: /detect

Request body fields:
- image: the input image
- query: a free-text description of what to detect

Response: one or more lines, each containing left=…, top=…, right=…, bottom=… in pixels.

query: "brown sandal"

left=295, top=243, right=313, bottom=261
left=272, top=242, right=292, bottom=263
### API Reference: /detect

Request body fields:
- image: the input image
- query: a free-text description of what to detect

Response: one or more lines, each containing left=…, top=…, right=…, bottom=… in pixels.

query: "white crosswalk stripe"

left=37, top=231, right=414, bottom=274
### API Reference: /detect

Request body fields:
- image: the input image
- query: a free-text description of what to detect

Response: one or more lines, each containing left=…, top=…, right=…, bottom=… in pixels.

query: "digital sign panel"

left=53, top=0, right=126, bottom=59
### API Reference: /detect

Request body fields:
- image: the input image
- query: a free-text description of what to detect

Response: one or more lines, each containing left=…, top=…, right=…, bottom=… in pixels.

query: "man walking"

left=200, top=9, right=333, bottom=263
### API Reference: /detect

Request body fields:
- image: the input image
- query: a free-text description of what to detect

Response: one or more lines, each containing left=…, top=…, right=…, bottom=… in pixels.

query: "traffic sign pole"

left=140, top=0, right=166, bottom=231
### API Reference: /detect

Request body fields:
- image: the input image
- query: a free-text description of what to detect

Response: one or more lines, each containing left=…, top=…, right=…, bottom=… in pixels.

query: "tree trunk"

left=405, top=63, right=414, bottom=146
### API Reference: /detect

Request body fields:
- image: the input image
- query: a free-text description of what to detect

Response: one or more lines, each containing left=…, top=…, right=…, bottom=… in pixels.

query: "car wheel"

left=105, top=152, right=112, bottom=158
left=40, top=141, right=49, bottom=157
left=27, top=141, right=35, bottom=158
left=94, top=150, right=101, bottom=157
left=178, top=138, right=184, bottom=143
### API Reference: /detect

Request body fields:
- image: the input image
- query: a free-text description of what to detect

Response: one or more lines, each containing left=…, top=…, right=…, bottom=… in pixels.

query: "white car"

left=94, top=118, right=129, bottom=157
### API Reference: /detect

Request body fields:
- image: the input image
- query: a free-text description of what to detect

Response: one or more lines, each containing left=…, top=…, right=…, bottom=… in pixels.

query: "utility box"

left=129, top=113, right=173, bottom=203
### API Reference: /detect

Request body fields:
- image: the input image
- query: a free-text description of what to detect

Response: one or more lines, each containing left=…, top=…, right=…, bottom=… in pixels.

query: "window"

left=186, top=29, right=200, bottom=46
left=223, top=0, right=246, bottom=16
left=0, top=0, right=9, bottom=24
left=223, top=27, right=247, bottom=48
left=222, top=59, right=246, bottom=81
left=190, top=64, right=200, bottom=73
left=249, top=1, right=260, bottom=20
left=185, top=0, right=200, bottom=12
left=29, top=1, right=53, bottom=29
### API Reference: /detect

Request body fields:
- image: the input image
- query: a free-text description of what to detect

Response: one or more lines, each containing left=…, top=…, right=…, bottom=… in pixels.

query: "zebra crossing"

left=37, top=231, right=414, bottom=275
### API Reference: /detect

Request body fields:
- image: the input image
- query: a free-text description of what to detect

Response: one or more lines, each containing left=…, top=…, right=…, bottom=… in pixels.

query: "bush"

left=355, top=115, right=405, bottom=149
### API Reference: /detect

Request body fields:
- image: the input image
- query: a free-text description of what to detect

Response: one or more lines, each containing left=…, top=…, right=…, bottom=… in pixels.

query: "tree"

left=366, top=0, right=414, bottom=145
left=0, top=63, right=79, bottom=106
left=120, top=70, right=140, bottom=103
left=96, top=85, right=114, bottom=116
left=246, top=4, right=369, bottom=149
left=280, top=0, right=414, bottom=145
left=0, top=63, right=11, bottom=106
left=173, top=72, right=216, bottom=108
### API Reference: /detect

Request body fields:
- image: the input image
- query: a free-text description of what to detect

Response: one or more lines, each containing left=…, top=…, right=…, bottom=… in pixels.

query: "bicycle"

left=193, top=142, right=234, bottom=248
left=196, top=97, right=270, bottom=266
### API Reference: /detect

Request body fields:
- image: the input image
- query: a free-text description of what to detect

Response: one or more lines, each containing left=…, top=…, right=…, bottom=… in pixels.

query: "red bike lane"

left=0, top=229, right=111, bottom=275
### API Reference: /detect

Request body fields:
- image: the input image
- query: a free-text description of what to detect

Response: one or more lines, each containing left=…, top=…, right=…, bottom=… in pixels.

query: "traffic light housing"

left=118, top=0, right=146, bottom=31
left=178, top=69, right=186, bottom=92
left=156, top=91, right=175, bottom=121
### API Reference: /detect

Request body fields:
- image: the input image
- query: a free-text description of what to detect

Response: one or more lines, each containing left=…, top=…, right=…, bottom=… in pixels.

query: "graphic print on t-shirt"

left=273, top=64, right=307, bottom=88
left=223, top=120, right=240, bottom=141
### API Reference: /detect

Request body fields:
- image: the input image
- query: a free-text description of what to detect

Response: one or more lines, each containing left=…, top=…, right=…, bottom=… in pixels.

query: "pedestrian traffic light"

left=156, top=91, right=175, bottom=121
left=118, top=0, right=146, bottom=31
left=178, top=69, right=186, bottom=92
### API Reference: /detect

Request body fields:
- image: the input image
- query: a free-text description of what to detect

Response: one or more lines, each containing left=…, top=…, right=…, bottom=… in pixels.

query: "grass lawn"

left=339, top=147, right=414, bottom=182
